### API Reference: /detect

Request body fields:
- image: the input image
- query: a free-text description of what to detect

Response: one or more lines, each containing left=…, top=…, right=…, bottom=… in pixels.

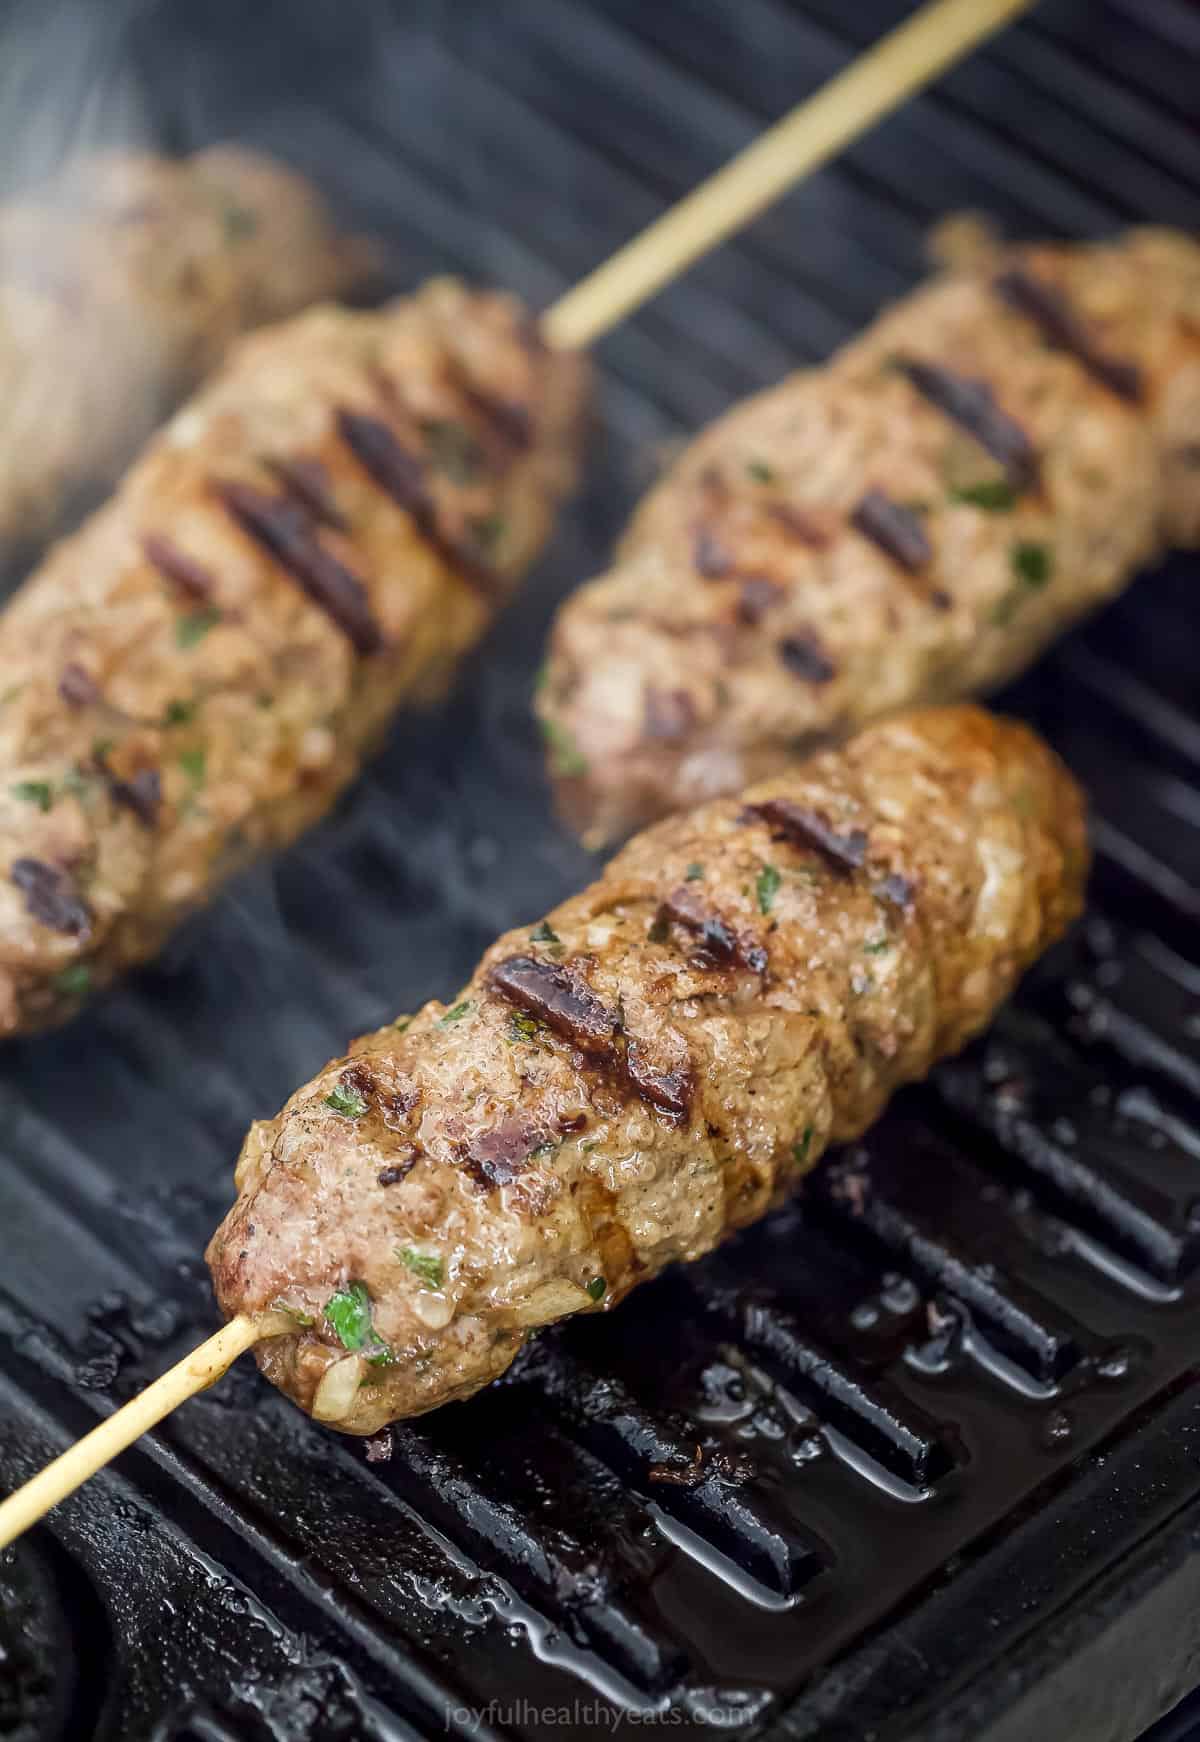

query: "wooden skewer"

left=541, top=0, right=1034, bottom=350
left=0, top=0, right=1034, bottom=1554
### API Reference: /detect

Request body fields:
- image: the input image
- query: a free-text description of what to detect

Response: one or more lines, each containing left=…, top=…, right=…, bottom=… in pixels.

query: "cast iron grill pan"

left=0, top=2, right=1198, bottom=1738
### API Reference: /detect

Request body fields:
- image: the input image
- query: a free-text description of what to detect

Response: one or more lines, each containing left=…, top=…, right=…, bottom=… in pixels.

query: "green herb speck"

left=223, top=202, right=258, bottom=241
left=470, top=513, right=506, bottom=554
left=324, top=1282, right=372, bottom=1351
left=11, top=780, right=52, bottom=812
left=757, top=863, right=781, bottom=915
left=54, top=963, right=91, bottom=999
left=539, top=717, right=588, bottom=778
left=163, top=698, right=197, bottom=727
left=1011, top=541, right=1053, bottom=588
left=685, top=862, right=704, bottom=881
left=530, top=920, right=560, bottom=946
left=863, top=936, right=890, bottom=955
left=423, top=418, right=483, bottom=483
left=508, top=1011, right=543, bottom=1045
left=585, top=1276, right=607, bottom=1303
left=176, top=608, right=221, bottom=649
left=647, top=912, right=670, bottom=944
left=440, top=1000, right=472, bottom=1025
left=325, top=1081, right=368, bottom=1118
left=179, top=747, right=206, bottom=788
left=396, top=1246, right=445, bottom=1289
left=271, top=1296, right=314, bottom=1328
left=746, top=458, right=776, bottom=484
left=793, top=1127, right=814, bottom=1167
left=393, top=1015, right=413, bottom=1032
left=950, top=479, right=1017, bottom=512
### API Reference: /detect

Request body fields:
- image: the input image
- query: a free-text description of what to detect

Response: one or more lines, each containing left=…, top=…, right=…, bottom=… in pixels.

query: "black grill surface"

left=1, top=3, right=1199, bottom=1739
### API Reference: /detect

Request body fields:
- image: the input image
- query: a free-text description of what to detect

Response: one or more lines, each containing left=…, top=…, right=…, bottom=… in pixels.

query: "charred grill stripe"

left=266, top=455, right=349, bottom=530
left=659, top=885, right=766, bottom=973
left=900, top=358, right=1039, bottom=490
left=851, top=490, right=932, bottom=573
left=143, top=534, right=215, bottom=601
left=489, top=955, right=617, bottom=1053
left=778, top=632, right=836, bottom=684
left=217, top=480, right=383, bottom=656
left=993, top=268, right=1143, bottom=404
left=11, top=857, right=92, bottom=936
left=108, top=767, right=162, bottom=827
left=748, top=799, right=868, bottom=875
left=489, top=954, right=693, bottom=1122
left=767, top=502, right=831, bottom=547
left=337, top=408, right=502, bottom=599
left=458, top=381, right=534, bottom=453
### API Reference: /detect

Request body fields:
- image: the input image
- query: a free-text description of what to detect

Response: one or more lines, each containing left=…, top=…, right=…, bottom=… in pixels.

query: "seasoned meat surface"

left=0, top=145, right=368, bottom=550
left=538, top=228, right=1200, bottom=845
left=0, top=282, right=588, bottom=1033
left=207, top=705, right=1087, bottom=1435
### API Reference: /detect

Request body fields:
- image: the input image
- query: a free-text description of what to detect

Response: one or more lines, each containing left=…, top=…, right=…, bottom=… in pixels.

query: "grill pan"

left=1, top=1, right=1199, bottom=1737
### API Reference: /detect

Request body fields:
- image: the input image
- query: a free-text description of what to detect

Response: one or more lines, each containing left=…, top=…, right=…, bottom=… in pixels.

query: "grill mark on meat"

left=748, top=799, right=868, bottom=874
left=658, top=884, right=767, bottom=973
left=143, top=533, right=215, bottom=601
left=778, top=631, right=836, bottom=683
left=693, top=526, right=733, bottom=578
left=738, top=576, right=784, bottom=624
left=336, top=408, right=502, bottom=598
left=874, top=870, right=916, bottom=909
left=625, top=1041, right=693, bottom=1119
left=993, top=268, right=1143, bottom=404
left=457, top=379, right=534, bottom=453
left=767, top=502, right=832, bottom=547
left=216, top=480, right=383, bottom=656
left=266, top=454, right=349, bottom=530
left=851, top=489, right=932, bottom=572
left=107, top=766, right=162, bottom=827
left=489, top=954, right=692, bottom=1122
left=58, top=663, right=98, bottom=708
left=377, top=1159, right=417, bottom=1187
left=644, top=687, right=696, bottom=740
left=11, top=857, right=92, bottom=936
left=489, top=955, right=618, bottom=1054
left=460, top=1116, right=547, bottom=1192
left=900, top=357, right=1039, bottom=489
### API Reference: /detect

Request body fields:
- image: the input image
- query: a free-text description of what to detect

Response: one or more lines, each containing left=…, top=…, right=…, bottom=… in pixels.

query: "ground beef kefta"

left=537, top=228, right=1200, bottom=845
left=207, top=704, right=1087, bottom=1435
left=0, top=145, right=369, bottom=550
left=0, top=283, right=589, bottom=1033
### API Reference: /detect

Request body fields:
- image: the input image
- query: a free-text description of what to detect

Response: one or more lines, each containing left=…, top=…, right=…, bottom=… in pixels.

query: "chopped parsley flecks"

left=1011, top=540, right=1053, bottom=587
left=470, top=513, right=506, bottom=554
left=423, top=418, right=483, bottom=484
left=585, top=1276, right=607, bottom=1303
left=223, top=202, right=259, bottom=241
left=179, top=747, right=207, bottom=789
left=396, top=1246, right=445, bottom=1289
left=863, top=936, right=891, bottom=955
left=393, top=1015, right=413, bottom=1032
left=54, top=963, right=91, bottom=1000
left=685, top=862, right=704, bottom=882
left=746, top=457, right=776, bottom=484
left=530, top=920, right=560, bottom=946
left=325, top=1081, right=368, bottom=1118
left=176, top=607, right=222, bottom=649
left=270, top=1296, right=315, bottom=1328
left=11, top=780, right=53, bottom=812
left=440, top=1000, right=472, bottom=1026
left=950, top=479, right=1017, bottom=512
left=508, top=1011, right=543, bottom=1045
left=539, top=717, right=588, bottom=779
left=756, top=863, right=782, bottom=916
left=324, top=1282, right=372, bottom=1350
left=92, top=738, right=115, bottom=763
left=793, top=1127, right=814, bottom=1167
left=163, top=698, right=197, bottom=727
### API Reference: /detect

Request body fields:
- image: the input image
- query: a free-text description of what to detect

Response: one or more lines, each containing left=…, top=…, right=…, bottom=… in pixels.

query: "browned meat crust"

left=0, top=283, right=589, bottom=1034
left=207, top=704, right=1087, bottom=1435
left=0, top=145, right=370, bottom=551
left=537, top=228, right=1200, bottom=845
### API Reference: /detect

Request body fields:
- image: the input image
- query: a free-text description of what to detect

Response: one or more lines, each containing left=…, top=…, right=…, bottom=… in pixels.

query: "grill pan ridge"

left=1, top=1, right=1199, bottom=1738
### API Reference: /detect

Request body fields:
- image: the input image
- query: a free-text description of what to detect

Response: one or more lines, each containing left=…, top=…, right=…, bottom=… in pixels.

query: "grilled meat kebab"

left=0, top=283, right=588, bottom=1034
left=208, top=704, right=1087, bottom=1435
left=538, top=227, right=1200, bottom=845
left=0, top=145, right=369, bottom=552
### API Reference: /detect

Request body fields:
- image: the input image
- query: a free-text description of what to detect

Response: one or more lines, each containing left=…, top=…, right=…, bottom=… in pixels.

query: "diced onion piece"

left=411, top=1292, right=455, bottom=1330
left=513, top=1279, right=591, bottom=1328
left=312, top=1353, right=365, bottom=1421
